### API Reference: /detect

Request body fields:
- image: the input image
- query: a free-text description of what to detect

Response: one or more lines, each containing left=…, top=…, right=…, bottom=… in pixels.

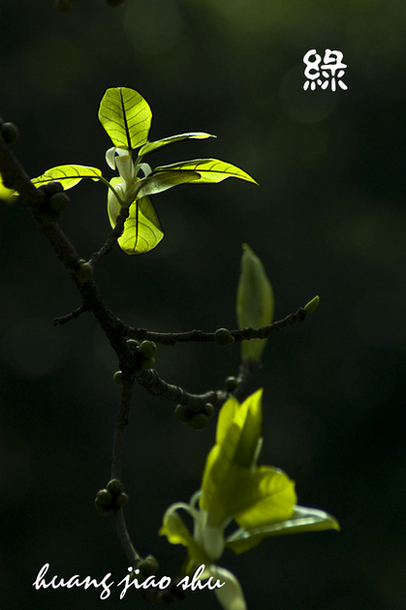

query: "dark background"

left=1, top=1, right=406, bottom=609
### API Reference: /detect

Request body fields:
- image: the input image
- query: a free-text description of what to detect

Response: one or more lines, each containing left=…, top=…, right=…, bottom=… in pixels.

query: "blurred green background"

left=1, top=1, right=406, bottom=609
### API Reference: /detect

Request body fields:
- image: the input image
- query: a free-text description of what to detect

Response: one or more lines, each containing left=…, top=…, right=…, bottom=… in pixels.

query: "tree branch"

left=127, top=307, right=309, bottom=346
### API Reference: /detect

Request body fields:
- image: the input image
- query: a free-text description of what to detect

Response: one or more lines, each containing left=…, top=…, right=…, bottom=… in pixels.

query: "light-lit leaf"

left=199, top=391, right=296, bottom=528
left=232, top=466, right=297, bottom=530
left=32, top=165, right=102, bottom=190
left=237, top=244, right=274, bottom=361
left=108, top=184, right=164, bottom=255
left=159, top=507, right=212, bottom=570
left=138, top=132, right=216, bottom=158
left=0, top=172, right=17, bottom=201
left=135, top=170, right=201, bottom=199
left=153, top=158, right=257, bottom=185
left=98, top=87, right=152, bottom=150
left=225, top=506, right=339, bottom=554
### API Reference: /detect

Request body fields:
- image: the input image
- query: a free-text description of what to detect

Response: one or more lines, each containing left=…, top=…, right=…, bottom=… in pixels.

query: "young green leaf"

left=98, top=87, right=152, bottom=150
left=108, top=185, right=164, bottom=255
left=225, top=506, right=340, bottom=554
left=153, top=158, right=258, bottom=185
left=236, top=244, right=274, bottom=362
left=138, top=132, right=216, bottom=158
left=31, top=165, right=102, bottom=190
left=135, top=170, right=201, bottom=199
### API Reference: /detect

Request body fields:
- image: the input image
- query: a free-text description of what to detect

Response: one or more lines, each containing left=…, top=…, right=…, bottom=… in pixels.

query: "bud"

left=139, top=340, right=157, bottom=358
left=214, top=328, right=235, bottom=346
left=188, top=413, right=208, bottom=430
left=113, top=370, right=125, bottom=386
left=225, top=376, right=238, bottom=392
left=304, top=295, right=320, bottom=314
left=174, top=404, right=191, bottom=423
left=203, top=403, right=215, bottom=418
left=236, top=244, right=274, bottom=361
left=1, top=122, right=19, bottom=145
left=50, top=191, right=70, bottom=213
left=138, top=555, right=159, bottom=577
left=115, top=492, right=129, bottom=507
left=107, top=478, right=124, bottom=496
left=76, top=260, right=94, bottom=283
left=95, top=489, right=113, bottom=515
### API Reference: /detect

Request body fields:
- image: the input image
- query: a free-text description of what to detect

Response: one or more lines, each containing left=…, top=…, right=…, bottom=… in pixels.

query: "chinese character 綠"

left=303, top=49, right=348, bottom=91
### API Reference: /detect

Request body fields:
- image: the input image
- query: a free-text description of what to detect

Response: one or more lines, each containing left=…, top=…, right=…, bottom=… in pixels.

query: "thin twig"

left=111, top=380, right=134, bottom=480
left=135, top=367, right=228, bottom=411
left=53, top=304, right=88, bottom=326
left=113, top=508, right=140, bottom=566
left=127, top=308, right=308, bottom=346
left=90, top=205, right=130, bottom=267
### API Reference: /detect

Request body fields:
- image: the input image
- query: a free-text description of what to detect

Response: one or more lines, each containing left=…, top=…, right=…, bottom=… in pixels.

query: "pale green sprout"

left=160, top=389, right=338, bottom=610
left=31, top=87, right=257, bottom=255
left=236, top=244, right=274, bottom=361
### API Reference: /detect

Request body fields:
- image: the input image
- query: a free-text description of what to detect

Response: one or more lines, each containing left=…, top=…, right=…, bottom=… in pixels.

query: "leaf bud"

left=115, top=492, right=129, bottom=507
left=107, top=478, right=124, bottom=496
left=214, top=328, right=235, bottom=346
left=76, top=260, right=94, bottom=283
left=141, top=357, right=155, bottom=369
left=96, top=489, right=113, bottom=506
left=203, top=403, right=215, bottom=418
left=188, top=413, right=208, bottom=430
left=113, top=371, right=125, bottom=386
left=95, top=502, right=113, bottom=516
left=50, top=191, right=70, bottom=213
left=236, top=244, right=274, bottom=361
left=225, top=376, right=238, bottom=392
left=174, top=404, right=191, bottom=423
left=38, top=181, right=64, bottom=196
left=1, top=122, right=19, bottom=145
left=139, top=340, right=157, bottom=359
left=138, top=556, right=159, bottom=577
left=304, top=295, right=320, bottom=314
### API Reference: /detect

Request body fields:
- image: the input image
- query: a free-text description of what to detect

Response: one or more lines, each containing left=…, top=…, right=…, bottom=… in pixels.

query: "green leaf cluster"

left=30, top=87, right=257, bottom=255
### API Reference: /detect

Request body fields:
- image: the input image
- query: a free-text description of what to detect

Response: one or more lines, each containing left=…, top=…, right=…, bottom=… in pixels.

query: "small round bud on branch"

left=138, top=556, right=159, bottom=577
left=50, top=191, right=70, bottom=213
left=38, top=181, right=64, bottom=196
left=188, top=413, right=208, bottom=430
left=214, top=328, right=235, bottom=346
left=75, top=260, right=94, bottom=283
left=139, top=340, right=157, bottom=359
left=203, top=403, right=215, bottom=418
left=174, top=404, right=191, bottom=423
left=115, top=492, right=129, bottom=507
left=113, top=370, right=125, bottom=386
left=107, top=478, right=124, bottom=496
left=225, top=376, right=238, bottom=392
left=1, top=122, right=19, bottom=145
left=95, top=489, right=113, bottom=515
left=141, top=357, right=155, bottom=369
